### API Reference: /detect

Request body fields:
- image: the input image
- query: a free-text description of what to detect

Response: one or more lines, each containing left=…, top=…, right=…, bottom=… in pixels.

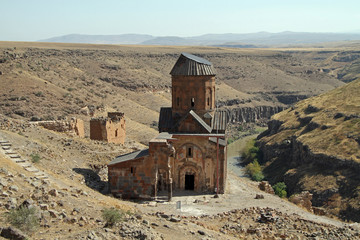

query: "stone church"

left=108, top=53, right=227, bottom=199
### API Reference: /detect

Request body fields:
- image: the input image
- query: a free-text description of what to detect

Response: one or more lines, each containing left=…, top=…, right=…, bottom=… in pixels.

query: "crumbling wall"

left=30, top=118, right=84, bottom=137
left=90, top=112, right=126, bottom=144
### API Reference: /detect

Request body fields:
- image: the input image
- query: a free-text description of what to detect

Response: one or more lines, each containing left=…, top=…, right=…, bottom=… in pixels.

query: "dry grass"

left=268, top=79, right=360, bottom=162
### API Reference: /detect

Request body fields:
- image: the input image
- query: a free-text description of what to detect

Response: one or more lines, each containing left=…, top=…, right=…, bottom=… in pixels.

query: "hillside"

left=258, top=79, right=360, bottom=221
left=1, top=41, right=359, bottom=144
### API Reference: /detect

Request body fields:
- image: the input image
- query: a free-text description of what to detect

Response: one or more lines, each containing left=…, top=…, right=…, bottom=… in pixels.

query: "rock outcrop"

left=220, top=106, right=286, bottom=124
left=257, top=79, right=360, bottom=222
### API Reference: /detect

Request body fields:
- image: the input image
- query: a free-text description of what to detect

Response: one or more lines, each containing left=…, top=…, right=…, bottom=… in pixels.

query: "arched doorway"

left=179, top=166, right=198, bottom=191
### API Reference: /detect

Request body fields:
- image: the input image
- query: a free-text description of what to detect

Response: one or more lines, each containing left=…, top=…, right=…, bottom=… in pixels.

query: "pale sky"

left=1, top=0, right=360, bottom=41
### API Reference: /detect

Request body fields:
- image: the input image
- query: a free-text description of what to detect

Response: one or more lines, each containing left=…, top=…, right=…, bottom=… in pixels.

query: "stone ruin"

left=30, top=118, right=85, bottom=138
left=90, top=112, right=126, bottom=144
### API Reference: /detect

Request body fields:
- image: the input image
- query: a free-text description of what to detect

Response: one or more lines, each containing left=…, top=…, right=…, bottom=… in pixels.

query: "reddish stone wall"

left=89, top=120, right=105, bottom=141
left=177, top=115, right=211, bottom=134
left=108, top=156, right=153, bottom=199
left=70, top=118, right=85, bottom=138
left=171, top=135, right=226, bottom=193
left=172, top=75, right=215, bottom=118
left=90, top=112, right=126, bottom=144
left=109, top=135, right=226, bottom=199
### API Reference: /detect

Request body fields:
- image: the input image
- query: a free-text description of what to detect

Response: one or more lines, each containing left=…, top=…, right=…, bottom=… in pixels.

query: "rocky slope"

left=258, top=78, right=360, bottom=222
left=1, top=121, right=359, bottom=239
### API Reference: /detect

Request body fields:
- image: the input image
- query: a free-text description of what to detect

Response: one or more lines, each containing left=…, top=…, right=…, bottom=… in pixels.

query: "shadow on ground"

left=73, top=168, right=108, bottom=194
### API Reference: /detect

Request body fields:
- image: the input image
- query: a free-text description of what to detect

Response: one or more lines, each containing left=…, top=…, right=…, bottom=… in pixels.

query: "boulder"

left=0, top=226, right=28, bottom=240
left=258, top=181, right=275, bottom=194
left=48, top=189, right=58, bottom=197
left=289, top=191, right=313, bottom=212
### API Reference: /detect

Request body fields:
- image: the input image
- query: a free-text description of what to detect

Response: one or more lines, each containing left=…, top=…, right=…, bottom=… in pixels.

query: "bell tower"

left=170, top=53, right=216, bottom=120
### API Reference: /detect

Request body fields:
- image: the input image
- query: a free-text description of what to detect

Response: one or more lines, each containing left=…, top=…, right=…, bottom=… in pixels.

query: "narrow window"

left=191, top=98, right=195, bottom=107
left=207, top=97, right=210, bottom=106
left=115, top=129, right=118, bottom=137
left=131, top=167, right=136, bottom=174
left=177, top=97, right=180, bottom=106
left=187, top=147, right=193, bottom=158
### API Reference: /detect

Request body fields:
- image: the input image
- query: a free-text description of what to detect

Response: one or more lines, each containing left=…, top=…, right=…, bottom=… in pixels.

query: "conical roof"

left=170, top=53, right=216, bottom=76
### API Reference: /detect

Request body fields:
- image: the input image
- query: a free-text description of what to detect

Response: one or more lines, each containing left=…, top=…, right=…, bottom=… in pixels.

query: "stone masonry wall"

left=30, top=118, right=84, bottom=137
left=108, top=156, right=153, bottom=199
left=90, top=112, right=125, bottom=144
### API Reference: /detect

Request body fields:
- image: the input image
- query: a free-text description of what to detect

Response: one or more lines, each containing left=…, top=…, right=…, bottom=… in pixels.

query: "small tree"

left=102, top=207, right=124, bottom=227
left=6, top=206, right=39, bottom=233
left=273, top=182, right=287, bottom=198
left=246, top=160, right=264, bottom=181
left=242, top=139, right=263, bottom=164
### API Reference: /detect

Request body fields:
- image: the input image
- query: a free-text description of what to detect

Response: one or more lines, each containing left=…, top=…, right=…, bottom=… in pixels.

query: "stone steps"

left=18, top=162, right=32, bottom=168
left=5, top=151, right=17, bottom=155
left=35, top=172, right=48, bottom=179
left=14, top=158, right=26, bottom=163
left=25, top=166, right=39, bottom=173
left=0, top=142, right=12, bottom=147
left=1, top=136, right=49, bottom=180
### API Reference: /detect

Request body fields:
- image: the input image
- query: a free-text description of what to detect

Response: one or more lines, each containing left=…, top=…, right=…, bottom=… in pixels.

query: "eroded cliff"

left=258, top=79, right=360, bottom=222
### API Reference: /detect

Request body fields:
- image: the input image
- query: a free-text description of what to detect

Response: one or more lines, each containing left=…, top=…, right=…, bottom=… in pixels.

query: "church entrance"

left=185, top=174, right=195, bottom=190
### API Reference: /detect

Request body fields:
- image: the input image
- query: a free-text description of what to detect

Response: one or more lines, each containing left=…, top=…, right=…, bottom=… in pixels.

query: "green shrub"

left=227, top=138, right=234, bottom=144
left=6, top=206, right=39, bottom=233
left=252, top=171, right=265, bottom=182
left=273, top=182, right=287, bottom=198
left=30, top=153, right=40, bottom=163
left=102, top=207, right=124, bottom=226
left=34, top=91, right=43, bottom=97
left=246, top=160, right=264, bottom=181
left=242, top=138, right=263, bottom=164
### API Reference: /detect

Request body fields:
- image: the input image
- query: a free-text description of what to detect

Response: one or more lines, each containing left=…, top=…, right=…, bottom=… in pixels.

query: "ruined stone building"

left=108, top=53, right=227, bottom=199
left=31, top=118, right=85, bottom=138
left=90, top=112, right=126, bottom=144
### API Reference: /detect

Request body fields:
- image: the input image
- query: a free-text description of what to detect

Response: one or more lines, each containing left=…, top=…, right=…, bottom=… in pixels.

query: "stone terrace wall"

left=30, top=118, right=84, bottom=137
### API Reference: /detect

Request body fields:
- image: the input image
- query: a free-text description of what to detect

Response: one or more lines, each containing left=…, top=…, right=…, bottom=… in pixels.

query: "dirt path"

left=137, top=135, right=359, bottom=229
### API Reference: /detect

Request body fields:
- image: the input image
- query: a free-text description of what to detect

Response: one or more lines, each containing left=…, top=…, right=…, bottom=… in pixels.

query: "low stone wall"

left=30, top=118, right=84, bottom=137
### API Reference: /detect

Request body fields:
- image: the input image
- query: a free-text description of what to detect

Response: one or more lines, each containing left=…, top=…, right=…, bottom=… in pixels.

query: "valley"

left=0, top=41, right=360, bottom=239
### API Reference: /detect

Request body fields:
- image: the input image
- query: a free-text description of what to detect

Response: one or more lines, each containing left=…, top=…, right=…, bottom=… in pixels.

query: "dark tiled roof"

left=158, top=107, right=173, bottom=132
left=209, top=137, right=227, bottom=146
left=109, top=149, right=149, bottom=165
left=212, top=110, right=229, bottom=131
left=170, top=53, right=216, bottom=76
